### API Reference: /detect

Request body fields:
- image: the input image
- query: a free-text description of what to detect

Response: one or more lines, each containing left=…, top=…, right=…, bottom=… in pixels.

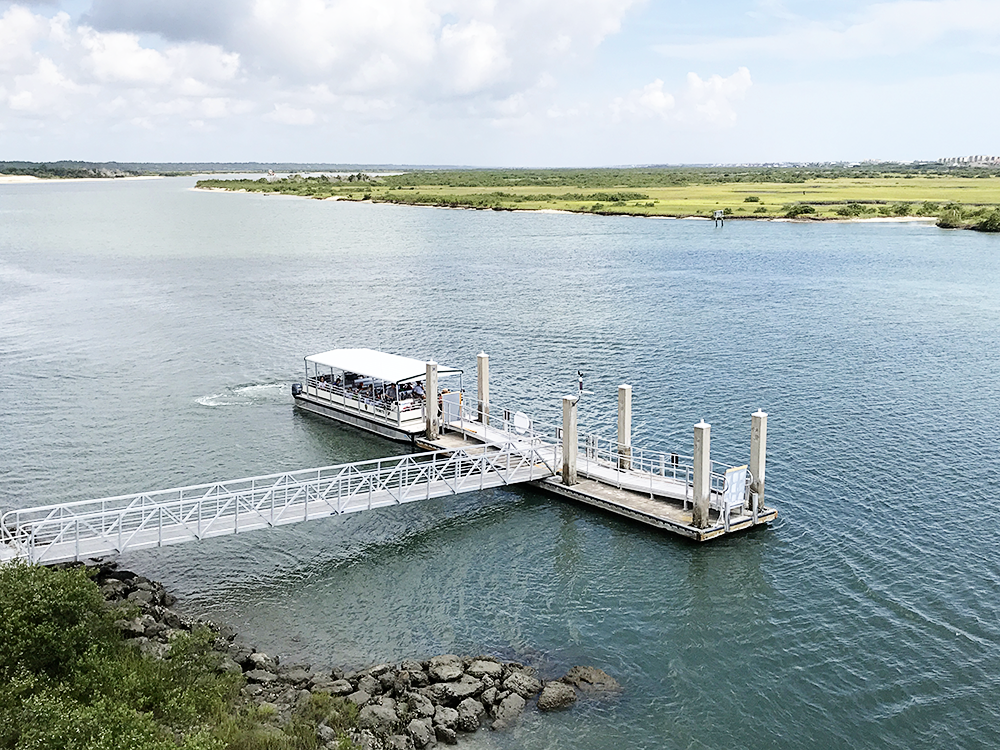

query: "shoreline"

left=86, top=560, right=620, bottom=748
left=190, top=186, right=947, bottom=225
left=0, top=174, right=164, bottom=184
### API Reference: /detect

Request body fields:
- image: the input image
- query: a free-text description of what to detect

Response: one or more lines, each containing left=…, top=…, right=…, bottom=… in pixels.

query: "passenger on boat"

left=414, top=382, right=425, bottom=398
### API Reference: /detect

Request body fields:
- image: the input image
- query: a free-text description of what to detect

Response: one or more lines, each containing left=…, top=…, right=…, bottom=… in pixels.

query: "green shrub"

left=919, top=201, right=939, bottom=215
left=784, top=204, right=816, bottom=218
left=891, top=202, right=912, bottom=216
left=937, top=206, right=965, bottom=228
left=975, top=210, right=1000, bottom=232
left=743, top=196, right=760, bottom=202
left=753, top=206, right=768, bottom=213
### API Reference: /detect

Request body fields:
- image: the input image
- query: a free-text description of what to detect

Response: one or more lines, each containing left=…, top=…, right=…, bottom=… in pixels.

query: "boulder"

left=435, top=725, right=458, bottom=745
left=369, top=662, right=394, bottom=677
left=560, top=666, right=621, bottom=694
left=248, top=652, right=278, bottom=673
left=401, top=659, right=425, bottom=673
left=491, top=693, right=525, bottom=731
left=537, top=681, right=577, bottom=711
left=357, top=674, right=381, bottom=696
left=388, top=735, right=414, bottom=750
left=405, top=691, right=435, bottom=718
left=502, top=671, right=542, bottom=699
left=444, top=675, right=482, bottom=702
left=347, top=690, right=371, bottom=707
left=456, top=698, right=485, bottom=732
left=466, top=659, right=503, bottom=679
left=480, top=687, right=498, bottom=707
left=406, top=718, right=434, bottom=749
left=326, top=679, right=355, bottom=696
left=433, top=705, right=459, bottom=729
left=428, top=655, right=464, bottom=682
left=358, top=703, right=399, bottom=733
left=245, top=669, right=278, bottom=684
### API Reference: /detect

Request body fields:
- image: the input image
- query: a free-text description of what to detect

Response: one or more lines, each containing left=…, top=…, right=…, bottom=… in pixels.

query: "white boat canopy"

left=305, top=348, right=462, bottom=384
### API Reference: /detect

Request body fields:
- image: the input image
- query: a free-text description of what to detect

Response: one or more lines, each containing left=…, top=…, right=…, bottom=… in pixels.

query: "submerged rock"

left=537, top=681, right=577, bottom=711
left=560, top=665, right=621, bottom=694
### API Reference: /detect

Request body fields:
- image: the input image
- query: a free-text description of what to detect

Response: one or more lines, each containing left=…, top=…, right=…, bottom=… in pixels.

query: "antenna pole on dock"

left=562, top=395, right=579, bottom=486
left=692, top=420, right=712, bottom=528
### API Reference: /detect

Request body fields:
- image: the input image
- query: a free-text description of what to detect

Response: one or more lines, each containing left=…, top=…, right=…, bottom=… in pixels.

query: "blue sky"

left=0, top=0, right=997, bottom=165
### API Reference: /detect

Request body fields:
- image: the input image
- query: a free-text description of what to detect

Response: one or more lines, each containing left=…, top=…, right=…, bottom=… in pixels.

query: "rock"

left=216, top=657, right=243, bottom=675
left=127, top=589, right=155, bottom=605
left=409, top=670, right=429, bottom=688
left=242, top=683, right=264, bottom=697
left=246, top=669, right=279, bottom=684
left=537, top=681, right=577, bottom=711
left=456, top=698, right=485, bottom=732
left=405, top=691, right=435, bottom=718
left=502, top=671, right=542, bottom=699
left=428, top=655, right=464, bottom=682
left=347, top=690, right=371, bottom=707
left=433, top=705, right=459, bottom=729
left=466, top=659, right=503, bottom=679
left=406, top=718, right=434, bottom=748
left=388, top=735, right=414, bottom=750
left=435, top=725, right=458, bottom=745
left=317, top=724, right=338, bottom=744
left=401, top=659, right=425, bottom=673
left=358, top=703, right=399, bottom=733
left=421, top=683, right=451, bottom=706
left=392, top=670, right=412, bottom=696
left=280, top=666, right=312, bottom=686
left=326, top=679, right=355, bottom=696
left=369, top=662, right=394, bottom=677
left=480, top=687, right=498, bottom=707
left=444, top=675, right=482, bottom=703
left=358, top=674, right=381, bottom=696
left=249, top=652, right=278, bottom=673
left=491, top=693, right=525, bottom=731
left=560, top=666, right=621, bottom=694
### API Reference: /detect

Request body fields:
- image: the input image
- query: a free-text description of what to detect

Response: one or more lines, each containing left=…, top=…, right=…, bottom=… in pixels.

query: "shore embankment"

left=89, top=560, right=620, bottom=749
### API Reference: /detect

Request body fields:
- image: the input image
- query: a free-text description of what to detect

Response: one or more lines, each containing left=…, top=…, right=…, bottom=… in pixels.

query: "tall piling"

left=692, top=420, right=711, bottom=528
left=750, top=409, right=768, bottom=509
left=618, top=384, right=632, bottom=470
left=562, top=395, right=578, bottom=486
left=425, top=361, right=439, bottom=440
left=477, top=351, right=490, bottom=425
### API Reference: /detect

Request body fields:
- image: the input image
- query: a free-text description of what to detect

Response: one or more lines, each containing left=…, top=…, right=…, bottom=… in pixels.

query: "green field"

left=196, top=167, right=1000, bottom=231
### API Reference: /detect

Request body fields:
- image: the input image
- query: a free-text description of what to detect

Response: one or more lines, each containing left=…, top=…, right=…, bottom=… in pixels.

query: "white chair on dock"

left=712, top=465, right=749, bottom=531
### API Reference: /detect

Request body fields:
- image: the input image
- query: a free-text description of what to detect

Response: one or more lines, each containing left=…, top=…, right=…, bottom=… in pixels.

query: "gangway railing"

left=0, top=441, right=558, bottom=566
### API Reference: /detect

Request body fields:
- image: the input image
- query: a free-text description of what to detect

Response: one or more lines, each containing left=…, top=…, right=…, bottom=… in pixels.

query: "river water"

left=2, top=177, right=999, bottom=749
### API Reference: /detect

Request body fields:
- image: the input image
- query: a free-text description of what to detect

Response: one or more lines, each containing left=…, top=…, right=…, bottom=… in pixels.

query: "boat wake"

left=196, top=383, right=287, bottom=407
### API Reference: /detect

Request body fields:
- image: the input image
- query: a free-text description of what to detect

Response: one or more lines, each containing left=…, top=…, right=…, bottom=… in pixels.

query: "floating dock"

left=416, top=353, right=775, bottom=542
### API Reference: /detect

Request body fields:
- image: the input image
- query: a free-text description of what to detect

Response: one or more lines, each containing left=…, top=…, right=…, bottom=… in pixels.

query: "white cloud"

left=265, top=103, right=317, bottom=125
left=612, top=68, right=752, bottom=128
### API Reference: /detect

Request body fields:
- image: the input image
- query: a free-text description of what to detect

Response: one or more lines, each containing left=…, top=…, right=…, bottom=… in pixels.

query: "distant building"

left=939, top=155, right=1000, bottom=166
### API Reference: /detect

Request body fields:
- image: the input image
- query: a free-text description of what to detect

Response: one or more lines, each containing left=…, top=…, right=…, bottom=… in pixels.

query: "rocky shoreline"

left=89, top=561, right=620, bottom=749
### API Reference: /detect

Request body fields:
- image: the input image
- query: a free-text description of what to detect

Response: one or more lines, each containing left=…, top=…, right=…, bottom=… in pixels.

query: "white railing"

left=0, top=442, right=558, bottom=565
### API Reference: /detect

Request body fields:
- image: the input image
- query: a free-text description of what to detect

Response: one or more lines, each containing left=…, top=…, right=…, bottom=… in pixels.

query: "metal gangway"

left=0, top=441, right=558, bottom=566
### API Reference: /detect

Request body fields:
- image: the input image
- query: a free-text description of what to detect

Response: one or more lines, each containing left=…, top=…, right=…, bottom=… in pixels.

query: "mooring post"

left=749, top=409, right=768, bottom=510
left=477, top=351, right=490, bottom=425
left=425, top=360, right=439, bottom=440
left=562, top=395, right=578, bottom=486
left=692, top=420, right=711, bottom=528
left=618, top=384, right=632, bottom=470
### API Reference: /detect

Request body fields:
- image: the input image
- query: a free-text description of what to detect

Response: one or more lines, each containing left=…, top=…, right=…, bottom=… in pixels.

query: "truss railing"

left=0, top=441, right=558, bottom=565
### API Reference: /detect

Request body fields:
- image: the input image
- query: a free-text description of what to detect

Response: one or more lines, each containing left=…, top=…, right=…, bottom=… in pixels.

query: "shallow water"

left=2, top=177, right=1000, bottom=748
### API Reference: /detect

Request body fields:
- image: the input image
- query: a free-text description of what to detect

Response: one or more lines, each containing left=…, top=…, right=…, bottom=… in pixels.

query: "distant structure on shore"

left=939, top=155, right=1000, bottom=166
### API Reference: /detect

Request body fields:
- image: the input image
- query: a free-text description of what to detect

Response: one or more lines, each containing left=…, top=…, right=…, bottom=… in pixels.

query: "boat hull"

left=293, top=392, right=423, bottom=443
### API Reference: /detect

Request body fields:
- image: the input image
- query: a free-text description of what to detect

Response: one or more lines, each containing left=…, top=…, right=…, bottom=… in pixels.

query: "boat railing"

left=305, top=377, right=426, bottom=421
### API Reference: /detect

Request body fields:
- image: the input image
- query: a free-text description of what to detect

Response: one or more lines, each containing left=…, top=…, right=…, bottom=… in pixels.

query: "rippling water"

left=2, top=177, right=1000, bottom=749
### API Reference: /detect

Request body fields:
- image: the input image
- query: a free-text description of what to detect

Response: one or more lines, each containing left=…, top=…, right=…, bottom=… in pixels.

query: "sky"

left=0, top=0, right=998, bottom=166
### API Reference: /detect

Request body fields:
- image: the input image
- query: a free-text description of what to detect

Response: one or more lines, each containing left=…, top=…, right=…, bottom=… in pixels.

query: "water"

left=2, top=177, right=1000, bottom=749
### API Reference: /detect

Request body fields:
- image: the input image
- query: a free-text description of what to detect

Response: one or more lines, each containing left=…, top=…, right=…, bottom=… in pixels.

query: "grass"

left=196, top=169, right=1000, bottom=229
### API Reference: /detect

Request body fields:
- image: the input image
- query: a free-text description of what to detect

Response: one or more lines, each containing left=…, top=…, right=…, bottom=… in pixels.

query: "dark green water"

left=2, top=177, right=1000, bottom=748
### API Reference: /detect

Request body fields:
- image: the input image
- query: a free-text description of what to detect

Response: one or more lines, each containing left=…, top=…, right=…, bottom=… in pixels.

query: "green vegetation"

left=196, top=166, right=1000, bottom=230
left=0, top=161, right=140, bottom=179
left=0, top=562, right=358, bottom=750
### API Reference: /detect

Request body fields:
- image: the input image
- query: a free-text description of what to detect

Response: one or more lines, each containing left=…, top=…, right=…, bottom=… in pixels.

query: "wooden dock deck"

left=419, top=419, right=776, bottom=542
